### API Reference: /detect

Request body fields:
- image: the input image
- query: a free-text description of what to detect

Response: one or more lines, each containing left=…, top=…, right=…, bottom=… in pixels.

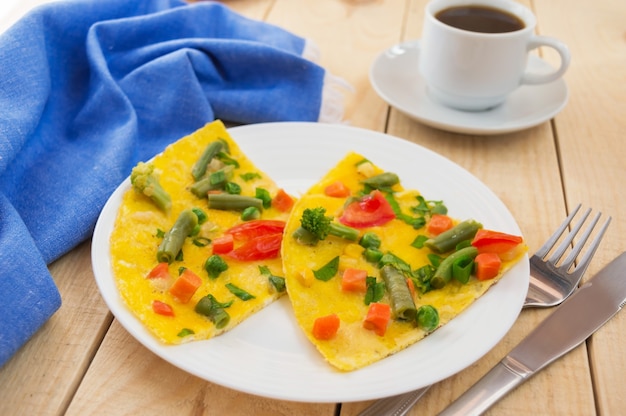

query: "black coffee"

left=435, top=5, right=525, bottom=33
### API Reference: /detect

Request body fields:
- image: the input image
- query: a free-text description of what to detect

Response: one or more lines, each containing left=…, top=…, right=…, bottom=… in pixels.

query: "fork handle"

left=438, top=360, right=525, bottom=416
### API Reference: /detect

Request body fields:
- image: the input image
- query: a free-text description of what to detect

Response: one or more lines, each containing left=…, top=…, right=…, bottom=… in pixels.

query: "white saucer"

left=369, top=40, right=569, bottom=135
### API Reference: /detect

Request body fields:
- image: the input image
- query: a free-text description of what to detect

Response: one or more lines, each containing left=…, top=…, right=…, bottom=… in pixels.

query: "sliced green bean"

left=425, top=219, right=482, bottom=254
left=195, top=294, right=232, bottom=329
left=359, top=232, right=381, bottom=249
left=452, top=255, right=474, bottom=284
left=430, top=246, right=479, bottom=289
left=207, top=194, right=263, bottom=211
left=361, top=172, right=400, bottom=189
left=189, top=167, right=233, bottom=197
left=192, top=141, right=223, bottom=181
left=157, top=209, right=199, bottom=264
left=380, top=265, right=417, bottom=321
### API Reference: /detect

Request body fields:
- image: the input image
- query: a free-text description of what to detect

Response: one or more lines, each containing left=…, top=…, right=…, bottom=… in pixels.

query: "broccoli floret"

left=130, top=162, right=172, bottom=212
left=292, top=207, right=359, bottom=245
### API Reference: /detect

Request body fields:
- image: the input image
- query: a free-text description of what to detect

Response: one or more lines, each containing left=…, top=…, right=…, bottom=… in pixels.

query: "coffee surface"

left=435, top=5, right=525, bottom=33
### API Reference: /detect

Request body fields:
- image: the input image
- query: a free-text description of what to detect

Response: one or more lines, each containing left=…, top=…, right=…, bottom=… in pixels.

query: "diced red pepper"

left=212, top=234, right=234, bottom=254
left=471, top=229, right=523, bottom=254
left=152, top=300, right=175, bottom=317
left=227, top=233, right=283, bottom=261
left=225, top=219, right=286, bottom=240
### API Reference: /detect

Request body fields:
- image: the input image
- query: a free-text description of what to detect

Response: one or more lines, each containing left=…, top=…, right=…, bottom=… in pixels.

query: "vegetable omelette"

left=110, top=120, right=294, bottom=344
left=110, top=120, right=525, bottom=372
left=281, top=152, right=526, bottom=371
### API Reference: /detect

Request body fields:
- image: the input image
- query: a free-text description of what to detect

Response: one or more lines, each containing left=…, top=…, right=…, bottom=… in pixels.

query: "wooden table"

left=1, top=0, right=624, bottom=414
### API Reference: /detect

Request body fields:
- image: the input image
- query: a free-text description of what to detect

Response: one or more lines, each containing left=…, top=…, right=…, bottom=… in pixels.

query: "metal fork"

left=357, top=204, right=611, bottom=416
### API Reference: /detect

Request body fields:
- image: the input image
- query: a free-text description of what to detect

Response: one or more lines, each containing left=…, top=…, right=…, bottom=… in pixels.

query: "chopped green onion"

left=226, top=283, right=255, bottom=301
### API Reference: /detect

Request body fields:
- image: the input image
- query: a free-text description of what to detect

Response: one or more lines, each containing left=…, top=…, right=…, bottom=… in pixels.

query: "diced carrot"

left=212, top=234, right=234, bottom=254
left=312, top=314, right=341, bottom=340
left=147, top=262, right=170, bottom=279
left=474, top=252, right=502, bottom=281
left=406, top=277, right=416, bottom=299
left=341, top=268, right=368, bottom=292
left=272, top=188, right=295, bottom=212
left=168, top=269, right=202, bottom=303
left=152, top=300, right=175, bottom=317
left=471, top=229, right=523, bottom=254
left=427, top=214, right=454, bottom=236
left=324, top=180, right=351, bottom=198
left=363, top=302, right=391, bottom=336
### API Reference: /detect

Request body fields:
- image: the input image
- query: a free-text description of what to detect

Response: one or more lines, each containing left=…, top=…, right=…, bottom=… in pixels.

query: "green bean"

left=425, top=219, right=482, bottom=254
left=189, top=167, right=233, bottom=197
left=359, top=232, right=381, bottom=249
left=430, top=246, right=479, bottom=289
left=195, top=294, right=232, bottom=329
left=361, top=172, right=400, bottom=189
left=452, top=254, right=474, bottom=284
left=416, top=305, right=439, bottom=331
left=192, top=141, right=223, bottom=181
left=157, top=209, right=199, bottom=264
left=207, top=194, right=263, bottom=211
left=380, top=265, right=417, bottom=321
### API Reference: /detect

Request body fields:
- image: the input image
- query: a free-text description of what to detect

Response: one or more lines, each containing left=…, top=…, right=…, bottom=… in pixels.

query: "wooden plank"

left=266, top=0, right=409, bottom=130
left=342, top=0, right=596, bottom=414
left=65, top=320, right=336, bottom=416
left=63, top=2, right=336, bottom=415
left=0, top=242, right=112, bottom=416
left=534, top=0, right=626, bottom=414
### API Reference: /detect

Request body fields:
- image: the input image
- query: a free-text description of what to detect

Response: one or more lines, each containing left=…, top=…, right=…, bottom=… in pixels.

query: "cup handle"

left=522, top=36, right=571, bottom=85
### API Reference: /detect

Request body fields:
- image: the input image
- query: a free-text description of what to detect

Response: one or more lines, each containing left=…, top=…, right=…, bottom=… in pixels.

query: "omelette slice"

left=110, top=120, right=294, bottom=344
left=282, top=152, right=526, bottom=371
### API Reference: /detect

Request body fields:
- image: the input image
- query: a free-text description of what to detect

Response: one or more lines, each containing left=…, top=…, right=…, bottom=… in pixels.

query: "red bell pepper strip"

left=339, top=190, right=396, bottom=228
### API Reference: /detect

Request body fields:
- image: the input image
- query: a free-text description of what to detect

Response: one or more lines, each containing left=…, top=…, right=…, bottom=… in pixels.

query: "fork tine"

left=547, top=207, right=592, bottom=265
left=534, top=203, right=581, bottom=259
left=565, top=215, right=612, bottom=277
left=558, top=211, right=601, bottom=270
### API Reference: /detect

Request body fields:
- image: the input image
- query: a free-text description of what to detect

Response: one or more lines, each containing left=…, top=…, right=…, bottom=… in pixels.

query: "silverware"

left=358, top=205, right=611, bottom=416
left=440, top=251, right=626, bottom=416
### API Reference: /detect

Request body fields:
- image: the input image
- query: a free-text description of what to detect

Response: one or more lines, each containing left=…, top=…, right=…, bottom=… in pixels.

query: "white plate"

left=92, top=122, right=529, bottom=402
left=370, top=40, right=569, bottom=135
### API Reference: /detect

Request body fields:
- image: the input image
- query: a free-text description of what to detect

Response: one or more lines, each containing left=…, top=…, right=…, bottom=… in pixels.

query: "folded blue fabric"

left=0, top=0, right=343, bottom=367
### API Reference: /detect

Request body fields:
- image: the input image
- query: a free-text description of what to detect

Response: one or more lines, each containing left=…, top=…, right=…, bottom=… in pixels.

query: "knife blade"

left=439, top=251, right=626, bottom=416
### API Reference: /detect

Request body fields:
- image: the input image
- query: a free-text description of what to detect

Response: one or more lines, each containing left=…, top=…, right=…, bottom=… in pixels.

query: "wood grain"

left=0, top=0, right=623, bottom=415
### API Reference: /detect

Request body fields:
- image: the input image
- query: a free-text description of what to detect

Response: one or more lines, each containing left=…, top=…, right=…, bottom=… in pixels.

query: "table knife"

left=438, top=251, right=626, bottom=416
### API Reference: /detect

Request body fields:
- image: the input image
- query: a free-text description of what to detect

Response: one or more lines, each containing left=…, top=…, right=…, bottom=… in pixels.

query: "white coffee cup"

left=419, top=0, right=570, bottom=111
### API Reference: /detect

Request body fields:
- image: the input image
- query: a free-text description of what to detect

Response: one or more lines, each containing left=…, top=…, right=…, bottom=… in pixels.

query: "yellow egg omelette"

left=110, top=120, right=294, bottom=344
left=281, top=152, right=526, bottom=371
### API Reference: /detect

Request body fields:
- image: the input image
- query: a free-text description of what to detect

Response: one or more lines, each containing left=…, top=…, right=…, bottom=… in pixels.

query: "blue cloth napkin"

left=0, top=0, right=344, bottom=367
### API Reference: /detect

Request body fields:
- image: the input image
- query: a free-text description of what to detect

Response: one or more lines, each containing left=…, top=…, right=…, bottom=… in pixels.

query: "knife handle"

left=438, top=358, right=529, bottom=416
